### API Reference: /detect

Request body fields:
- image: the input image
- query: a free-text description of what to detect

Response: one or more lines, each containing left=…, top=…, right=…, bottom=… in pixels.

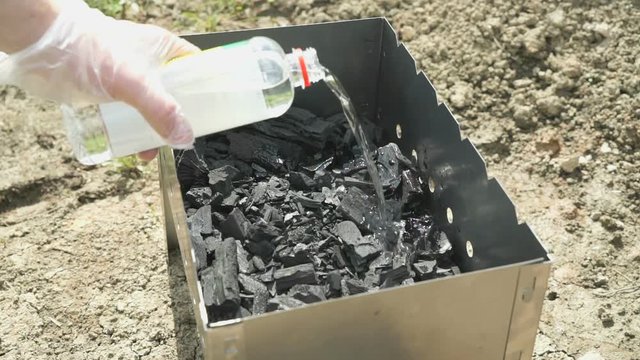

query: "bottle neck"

left=286, top=48, right=325, bottom=89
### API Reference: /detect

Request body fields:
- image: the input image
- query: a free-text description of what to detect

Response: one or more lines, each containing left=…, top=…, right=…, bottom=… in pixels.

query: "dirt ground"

left=1, top=0, right=638, bottom=359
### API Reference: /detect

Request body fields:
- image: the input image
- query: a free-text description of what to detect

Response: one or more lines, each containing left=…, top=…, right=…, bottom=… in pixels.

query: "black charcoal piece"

left=337, top=187, right=376, bottom=229
left=236, top=240, right=254, bottom=274
left=404, top=215, right=435, bottom=251
left=221, top=208, right=250, bottom=240
left=343, top=176, right=374, bottom=190
left=412, top=260, right=437, bottom=280
left=185, top=186, right=213, bottom=208
left=227, top=132, right=302, bottom=171
left=266, top=176, right=290, bottom=200
left=313, top=170, right=334, bottom=189
left=252, top=256, right=266, bottom=272
left=380, top=266, right=411, bottom=288
left=236, top=307, right=252, bottom=318
left=334, top=221, right=382, bottom=271
left=289, top=172, right=316, bottom=190
left=402, top=278, right=415, bottom=286
left=201, top=238, right=240, bottom=312
left=321, top=186, right=344, bottom=206
left=401, top=170, right=423, bottom=205
left=191, top=233, right=208, bottom=270
left=276, top=243, right=311, bottom=267
left=188, top=205, right=212, bottom=235
left=204, top=230, right=222, bottom=254
left=208, top=165, right=240, bottom=197
left=258, top=267, right=275, bottom=283
left=248, top=220, right=280, bottom=242
left=212, top=212, right=226, bottom=226
left=327, top=271, right=342, bottom=293
left=262, top=205, right=284, bottom=227
left=435, top=267, right=455, bottom=278
left=292, top=193, right=324, bottom=209
left=301, top=156, right=333, bottom=172
left=207, top=159, right=253, bottom=178
left=238, top=273, right=267, bottom=295
left=252, top=107, right=336, bottom=151
left=266, top=296, right=306, bottom=312
left=343, top=278, right=368, bottom=295
left=434, top=231, right=453, bottom=255
left=248, top=182, right=267, bottom=206
left=246, top=240, right=275, bottom=260
left=369, top=251, right=393, bottom=270
left=221, top=191, right=241, bottom=208
left=331, top=245, right=347, bottom=268
left=274, top=263, right=317, bottom=292
left=340, top=157, right=367, bottom=175
left=252, top=287, right=269, bottom=315
left=288, top=284, right=327, bottom=303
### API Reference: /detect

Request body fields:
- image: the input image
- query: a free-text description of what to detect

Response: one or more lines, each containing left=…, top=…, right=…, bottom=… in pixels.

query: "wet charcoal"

left=301, top=156, right=334, bottom=173
left=221, top=208, right=250, bottom=240
left=238, top=273, right=268, bottom=295
left=401, top=170, right=423, bottom=205
left=266, top=296, right=306, bottom=312
left=275, top=243, right=312, bottom=267
left=251, top=163, right=268, bottom=179
left=252, top=287, right=269, bottom=315
left=342, top=278, right=367, bottom=295
left=337, top=187, right=376, bottom=229
left=292, top=193, right=324, bottom=209
left=191, top=233, right=208, bottom=270
left=288, top=284, right=327, bottom=303
left=185, top=186, right=213, bottom=208
left=334, top=221, right=382, bottom=271
left=331, top=245, right=347, bottom=268
left=289, top=172, right=316, bottom=190
left=227, top=132, right=302, bottom=172
left=379, top=266, right=411, bottom=288
left=258, top=267, right=275, bottom=283
left=252, top=256, right=266, bottom=272
left=313, top=170, right=334, bottom=189
left=246, top=240, right=275, bottom=261
left=248, top=182, right=268, bottom=206
left=404, top=215, right=435, bottom=251
left=321, top=186, right=344, bottom=206
left=251, top=107, right=336, bottom=151
left=221, top=191, right=241, bottom=208
left=266, top=176, right=290, bottom=200
left=327, top=271, right=342, bottom=294
left=433, top=231, right=453, bottom=255
left=188, top=205, right=213, bottom=235
left=340, top=157, right=367, bottom=175
left=413, top=260, right=437, bottom=280
left=402, top=278, right=415, bottom=286
left=236, top=240, right=254, bottom=274
left=207, top=159, right=253, bottom=178
left=274, top=263, right=317, bottom=292
left=369, top=251, right=393, bottom=270
left=208, top=165, right=240, bottom=197
left=343, top=176, right=374, bottom=190
left=248, top=220, right=281, bottom=242
left=201, top=238, right=240, bottom=313
left=262, top=204, right=285, bottom=228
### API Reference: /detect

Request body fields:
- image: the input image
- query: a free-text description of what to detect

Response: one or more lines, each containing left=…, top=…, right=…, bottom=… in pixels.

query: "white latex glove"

left=0, top=0, right=199, bottom=159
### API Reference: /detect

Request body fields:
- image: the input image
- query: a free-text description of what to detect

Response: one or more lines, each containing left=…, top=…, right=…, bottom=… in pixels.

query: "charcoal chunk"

left=275, top=243, right=311, bottom=267
left=340, top=157, right=367, bottom=175
left=301, top=157, right=333, bottom=172
left=262, top=205, right=284, bottom=227
left=331, top=245, right=347, bottom=268
left=191, top=233, right=208, bottom=270
left=208, top=165, right=240, bottom=197
left=337, top=187, right=377, bottom=229
left=258, top=267, right=275, bottom=283
left=248, top=220, right=280, bottom=242
left=343, top=278, right=367, bottom=295
left=221, top=191, right=241, bottom=208
left=236, top=307, right=252, bottom=318
left=288, top=284, right=327, bottom=303
left=379, top=266, right=411, bottom=288
left=289, top=172, right=316, bottom=190
left=413, top=260, right=437, bottom=280
left=238, top=273, right=267, bottom=295
left=252, top=287, right=269, bottom=315
left=334, top=221, right=382, bottom=271
left=376, top=143, right=413, bottom=190
left=327, top=271, right=342, bottom=293
left=248, top=182, right=267, bottom=206
left=252, top=256, right=266, bottom=272
left=274, top=263, right=317, bottom=292
left=266, top=296, right=306, bottom=312
left=434, top=231, right=453, bottom=255
left=185, top=186, right=213, bottom=208
left=236, top=240, right=254, bottom=274
left=188, top=205, right=212, bottom=235
left=401, top=169, right=423, bottom=205
left=221, top=208, right=250, bottom=240
left=404, top=215, right=435, bottom=251
left=204, top=231, right=222, bottom=255
left=292, top=193, right=324, bottom=209
left=201, top=238, right=240, bottom=312
left=246, top=240, right=275, bottom=260
left=266, top=176, right=290, bottom=200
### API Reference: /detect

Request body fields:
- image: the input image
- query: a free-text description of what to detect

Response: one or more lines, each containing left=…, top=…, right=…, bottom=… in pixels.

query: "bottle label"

left=165, top=40, right=249, bottom=66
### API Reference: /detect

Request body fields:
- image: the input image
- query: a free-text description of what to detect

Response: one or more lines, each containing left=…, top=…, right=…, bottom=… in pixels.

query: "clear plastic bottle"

left=62, top=36, right=326, bottom=165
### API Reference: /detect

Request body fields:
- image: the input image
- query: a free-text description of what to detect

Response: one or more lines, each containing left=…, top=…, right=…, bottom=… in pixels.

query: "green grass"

left=86, top=0, right=123, bottom=18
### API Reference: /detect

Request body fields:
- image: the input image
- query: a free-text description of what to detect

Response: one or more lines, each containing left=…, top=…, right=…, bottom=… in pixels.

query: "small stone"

left=522, top=27, right=546, bottom=56
left=449, top=83, right=472, bottom=109
left=560, top=157, right=580, bottom=173
left=600, top=142, right=612, bottom=154
left=536, top=95, right=563, bottom=117
left=606, top=164, right=617, bottom=172
left=546, top=9, right=565, bottom=28
left=578, top=352, right=605, bottom=360
left=400, top=26, right=416, bottom=41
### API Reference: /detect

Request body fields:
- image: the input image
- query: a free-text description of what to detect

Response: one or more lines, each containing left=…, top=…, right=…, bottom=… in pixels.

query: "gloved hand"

left=0, top=0, right=199, bottom=160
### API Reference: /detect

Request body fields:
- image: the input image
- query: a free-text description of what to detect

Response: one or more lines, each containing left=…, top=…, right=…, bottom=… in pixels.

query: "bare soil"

left=1, top=0, right=638, bottom=359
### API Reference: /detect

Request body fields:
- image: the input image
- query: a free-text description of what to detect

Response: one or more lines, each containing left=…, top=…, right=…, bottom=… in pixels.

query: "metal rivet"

left=411, top=149, right=418, bottom=162
left=466, top=241, right=474, bottom=258
left=428, top=177, right=436, bottom=193
left=446, top=207, right=454, bottom=224
left=395, top=124, right=402, bottom=139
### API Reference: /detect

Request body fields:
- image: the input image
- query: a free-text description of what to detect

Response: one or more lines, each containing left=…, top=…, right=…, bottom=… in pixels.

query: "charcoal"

left=434, top=231, right=453, bottom=255
left=313, top=170, right=334, bottom=189
left=252, top=256, right=266, bottom=271
left=236, top=307, right=252, bottom=318
left=248, top=182, right=268, bottom=206
left=185, top=186, right=213, bottom=208
left=258, top=267, right=275, bottom=283
left=204, top=231, right=222, bottom=254
left=267, top=296, right=306, bottom=312
left=342, top=278, right=367, bottom=295
left=201, top=238, right=240, bottom=312
left=252, top=286, right=269, bottom=315
left=335, top=221, right=382, bottom=271
left=208, top=165, right=240, bottom=197
left=227, top=132, right=302, bottom=171
left=251, top=107, right=335, bottom=151
left=301, top=156, right=334, bottom=172
left=331, top=245, right=347, bottom=268
left=337, top=187, right=376, bottom=229
left=188, top=205, right=213, bottom=235
left=246, top=240, right=275, bottom=260
left=327, top=271, right=342, bottom=294
left=435, top=267, right=456, bottom=278
left=212, top=212, right=226, bottom=226
left=321, top=186, right=344, bottom=206
left=380, top=266, right=411, bottom=288
left=191, top=233, right=208, bottom=270
left=248, top=220, right=281, bottom=242
left=369, top=251, right=393, bottom=270
left=221, top=191, right=241, bottom=208
left=402, top=278, right=415, bottom=286
left=401, top=170, right=423, bottom=205
left=274, top=263, right=317, bottom=292
left=288, top=284, right=327, bottom=303
left=221, top=208, right=250, bottom=240
left=262, top=205, right=284, bottom=227
left=292, top=193, right=324, bottom=209
left=413, top=260, right=437, bottom=280
left=276, top=243, right=311, bottom=267
left=289, top=172, right=316, bottom=190
left=251, top=163, right=268, bottom=178
left=238, top=273, right=267, bottom=295
left=266, top=176, right=290, bottom=200
left=207, top=159, right=253, bottom=178
left=236, top=241, right=254, bottom=274
left=404, top=215, right=435, bottom=251
left=340, top=157, right=367, bottom=175
left=344, top=176, right=373, bottom=190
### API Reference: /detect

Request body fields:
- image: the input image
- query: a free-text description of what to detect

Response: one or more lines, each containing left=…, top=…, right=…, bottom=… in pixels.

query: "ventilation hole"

left=446, top=207, right=454, bottom=224
left=395, top=124, right=402, bottom=139
left=411, top=149, right=418, bottom=162
left=428, top=177, right=436, bottom=193
left=466, top=241, right=474, bottom=258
